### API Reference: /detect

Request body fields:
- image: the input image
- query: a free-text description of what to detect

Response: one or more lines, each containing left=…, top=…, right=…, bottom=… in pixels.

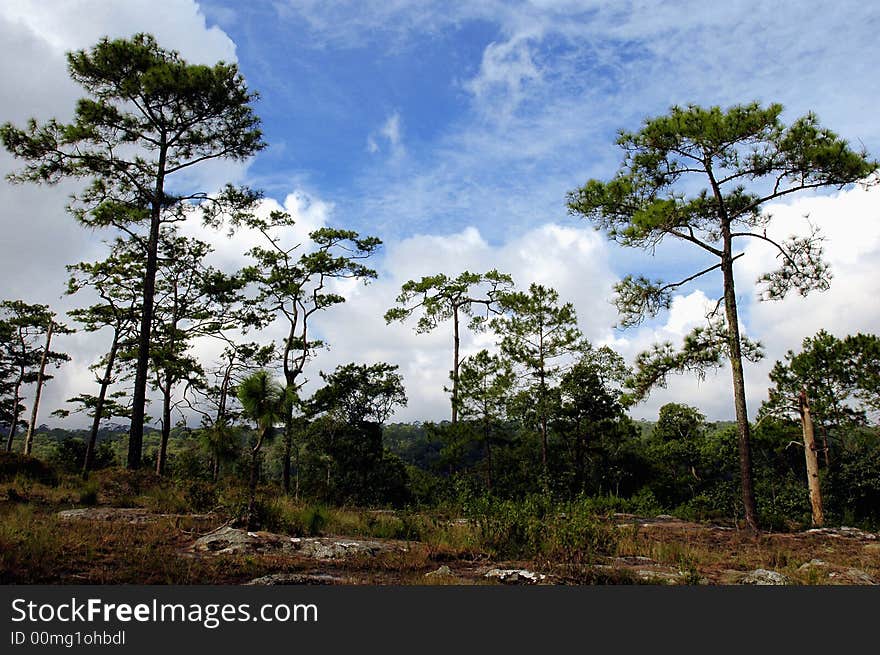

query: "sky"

left=1, top=0, right=879, bottom=427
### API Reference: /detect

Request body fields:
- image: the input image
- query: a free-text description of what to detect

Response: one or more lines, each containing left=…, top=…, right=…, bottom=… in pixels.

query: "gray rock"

left=190, top=526, right=297, bottom=555
left=634, top=570, right=680, bottom=584
left=738, top=569, right=793, bottom=585
left=58, top=507, right=213, bottom=523
left=290, top=537, right=402, bottom=559
left=611, top=556, right=657, bottom=566
left=798, top=558, right=827, bottom=571
left=828, top=569, right=878, bottom=585
left=805, top=526, right=878, bottom=540
left=190, top=527, right=405, bottom=560
left=245, top=573, right=345, bottom=585
left=425, top=565, right=453, bottom=578
left=485, top=568, right=548, bottom=584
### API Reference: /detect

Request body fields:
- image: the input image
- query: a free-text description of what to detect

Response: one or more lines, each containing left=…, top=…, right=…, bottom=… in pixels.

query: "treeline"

left=1, top=34, right=879, bottom=532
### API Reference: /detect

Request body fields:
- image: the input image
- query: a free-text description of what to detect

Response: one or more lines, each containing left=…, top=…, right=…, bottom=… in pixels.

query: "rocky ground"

left=51, top=507, right=880, bottom=586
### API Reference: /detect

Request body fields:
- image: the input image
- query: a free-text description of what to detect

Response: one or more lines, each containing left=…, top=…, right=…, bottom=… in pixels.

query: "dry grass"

left=2, top=465, right=878, bottom=585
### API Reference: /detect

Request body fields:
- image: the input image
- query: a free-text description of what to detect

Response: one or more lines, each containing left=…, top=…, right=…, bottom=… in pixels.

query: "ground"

left=2, top=490, right=878, bottom=585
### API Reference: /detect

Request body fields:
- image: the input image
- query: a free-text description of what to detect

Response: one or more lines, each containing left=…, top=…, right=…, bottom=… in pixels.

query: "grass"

left=1, top=462, right=878, bottom=585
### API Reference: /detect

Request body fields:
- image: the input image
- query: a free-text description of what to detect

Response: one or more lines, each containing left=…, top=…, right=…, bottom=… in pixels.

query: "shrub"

left=0, top=452, right=58, bottom=486
left=182, top=480, right=218, bottom=513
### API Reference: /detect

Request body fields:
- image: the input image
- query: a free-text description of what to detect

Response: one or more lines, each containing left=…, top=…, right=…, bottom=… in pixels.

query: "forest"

left=1, top=34, right=879, bottom=586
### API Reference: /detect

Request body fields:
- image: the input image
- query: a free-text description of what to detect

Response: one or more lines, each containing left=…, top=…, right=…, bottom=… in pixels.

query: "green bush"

left=464, top=494, right=618, bottom=561
left=78, top=482, right=99, bottom=506
left=0, top=452, right=58, bottom=486
left=181, top=480, right=217, bottom=513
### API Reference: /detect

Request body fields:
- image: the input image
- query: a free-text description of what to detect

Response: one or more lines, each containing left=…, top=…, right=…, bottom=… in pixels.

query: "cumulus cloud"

left=0, top=1, right=245, bottom=427
left=610, top=181, right=880, bottom=422
left=299, top=221, right=618, bottom=422
left=3, top=1, right=880, bottom=431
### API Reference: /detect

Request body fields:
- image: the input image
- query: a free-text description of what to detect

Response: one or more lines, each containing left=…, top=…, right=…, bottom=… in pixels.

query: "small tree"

left=385, top=270, right=513, bottom=423
left=237, top=370, right=287, bottom=530
left=65, top=239, right=142, bottom=473
left=304, top=362, right=408, bottom=505
left=456, top=349, right=515, bottom=492
left=1, top=301, right=70, bottom=453
left=1, top=34, right=266, bottom=469
left=149, top=230, right=247, bottom=475
left=309, top=362, right=406, bottom=426
left=194, top=341, right=275, bottom=481
left=23, top=315, right=73, bottom=455
left=492, top=283, right=581, bottom=481
left=567, top=102, right=877, bottom=530
left=554, top=343, right=629, bottom=495
left=761, top=330, right=880, bottom=526
left=241, top=210, right=381, bottom=494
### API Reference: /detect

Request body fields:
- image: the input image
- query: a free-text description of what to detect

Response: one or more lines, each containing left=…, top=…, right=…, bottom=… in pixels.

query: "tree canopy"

left=567, top=102, right=877, bottom=530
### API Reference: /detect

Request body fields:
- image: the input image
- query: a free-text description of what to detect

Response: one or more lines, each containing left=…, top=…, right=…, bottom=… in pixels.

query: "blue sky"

left=193, top=1, right=880, bottom=242
left=2, top=1, right=880, bottom=423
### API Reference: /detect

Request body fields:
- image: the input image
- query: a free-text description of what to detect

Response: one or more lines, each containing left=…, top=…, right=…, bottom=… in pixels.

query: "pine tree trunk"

left=83, top=332, right=119, bottom=475
left=4, top=375, right=23, bottom=452
left=156, top=374, right=172, bottom=475
left=799, top=387, right=824, bottom=527
left=483, top=413, right=493, bottom=492
left=247, top=444, right=261, bottom=531
left=281, top=324, right=297, bottom=493
left=721, top=237, right=759, bottom=532
left=452, top=304, right=460, bottom=423
left=282, top=408, right=293, bottom=493
left=128, top=142, right=166, bottom=470
left=538, top=331, right=548, bottom=483
left=23, top=321, right=53, bottom=455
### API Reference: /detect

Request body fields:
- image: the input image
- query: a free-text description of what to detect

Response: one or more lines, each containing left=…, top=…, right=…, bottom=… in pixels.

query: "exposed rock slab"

left=827, top=569, right=878, bottom=585
left=723, top=568, right=793, bottom=585
left=425, top=565, right=454, bottom=578
left=805, top=526, right=878, bottom=540
left=485, top=568, right=548, bottom=584
left=58, top=507, right=213, bottom=523
left=597, top=558, right=693, bottom=584
left=190, top=526, right=406, bottom=560
left=245, top=573, right=347, bottom=585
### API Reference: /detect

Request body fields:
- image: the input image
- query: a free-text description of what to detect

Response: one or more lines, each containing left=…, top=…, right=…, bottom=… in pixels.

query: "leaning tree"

left=1, top=34, right=265, bottom=469
left=567, top=102, right=877, bottom=530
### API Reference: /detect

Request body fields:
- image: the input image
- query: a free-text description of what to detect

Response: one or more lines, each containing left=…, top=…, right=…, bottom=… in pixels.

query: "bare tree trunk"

left=538, top=332, right=548, bottom=485
left=129, top=141, right=166, bottom=470
left=799, top=387, right=824, bottom=527
left=83, top=333, right=119, bottom=476
left=721, top=242, right=759, bottom=532
left=24, top=321, right=53, bottom=455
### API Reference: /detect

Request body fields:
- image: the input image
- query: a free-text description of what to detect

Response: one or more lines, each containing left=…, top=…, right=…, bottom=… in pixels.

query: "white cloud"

left=0, top=1, right=245, bottom=429
left=612, top=181, right=880, bottom=422
left=464, top=35, right=542, bottom=117
left=2, top=0, right=236, bottom=64
left=305, top=221, right=619, bottom=422
left=367, top=111, right=405, bottom=158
